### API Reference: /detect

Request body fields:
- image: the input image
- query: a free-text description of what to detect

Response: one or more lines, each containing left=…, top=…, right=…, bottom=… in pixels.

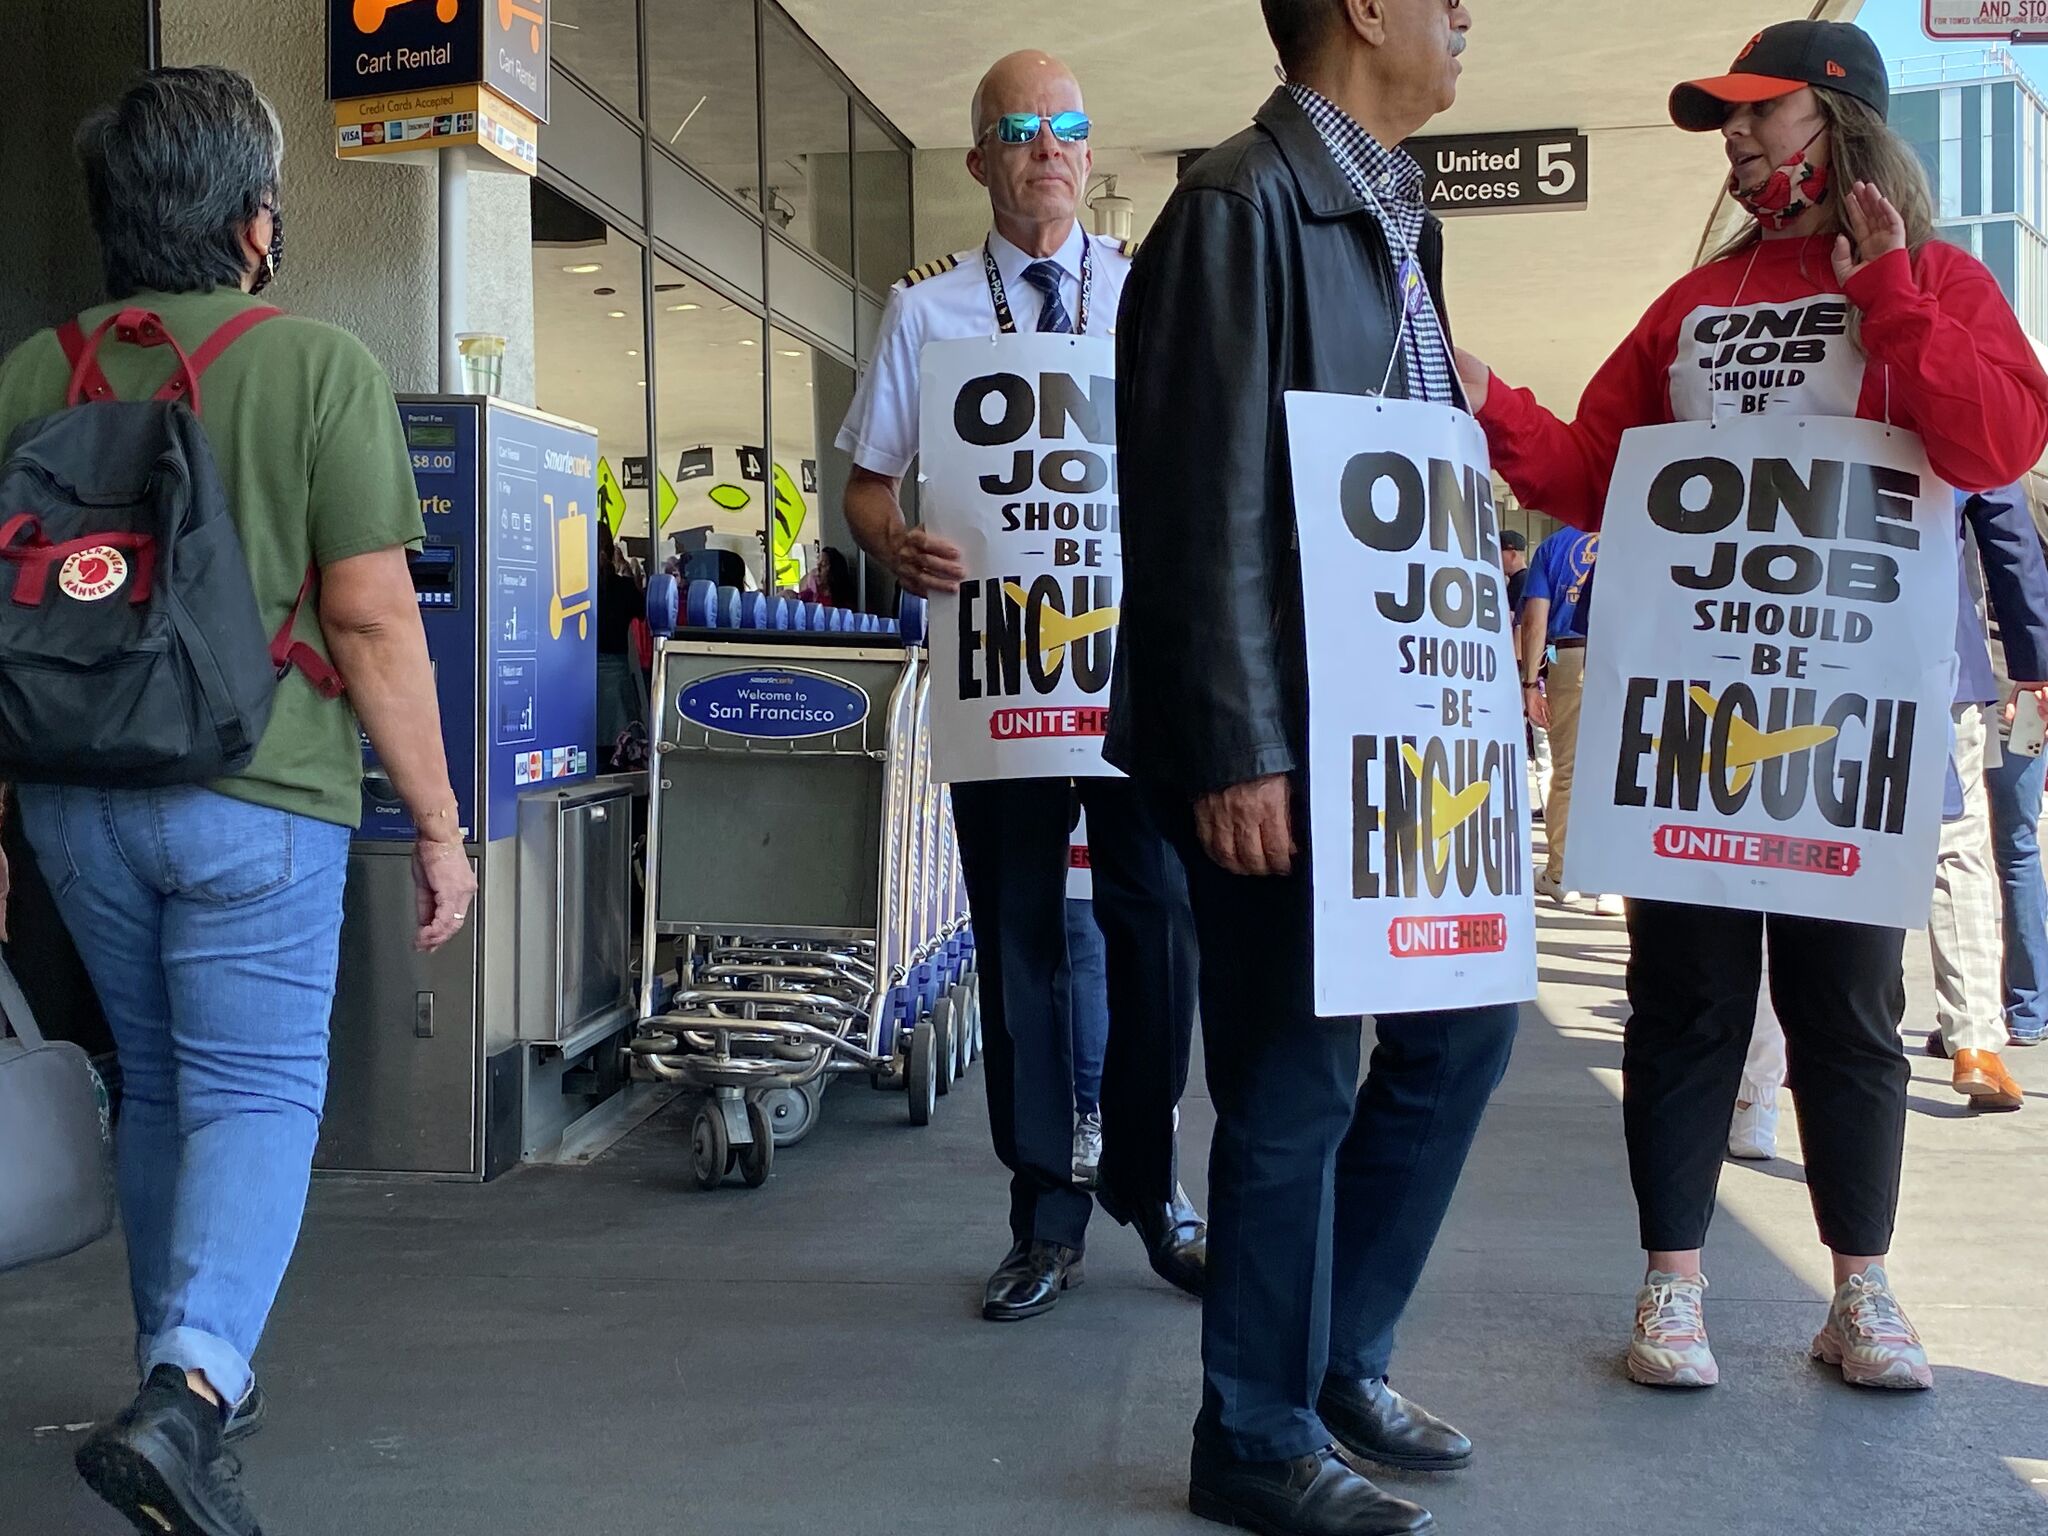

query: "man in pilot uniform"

left=837, top=48, right=1204, bottom=1322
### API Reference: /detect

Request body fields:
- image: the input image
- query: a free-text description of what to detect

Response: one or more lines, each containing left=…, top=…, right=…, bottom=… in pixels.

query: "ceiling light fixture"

left=737, top=338, right=757, bottom=347
left=607, top=310, right=628, bottom=319
left=778, top=350, right=802, bottom=358
left=562, top=262, right=602, bottom=274
left=626, top=349, right=639, bottom=357
left=668, top=303, right=700, bottom=312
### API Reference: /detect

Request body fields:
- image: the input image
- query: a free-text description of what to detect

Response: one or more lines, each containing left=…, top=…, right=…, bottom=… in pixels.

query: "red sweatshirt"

left=1478, top=236, right=2048, bottom=528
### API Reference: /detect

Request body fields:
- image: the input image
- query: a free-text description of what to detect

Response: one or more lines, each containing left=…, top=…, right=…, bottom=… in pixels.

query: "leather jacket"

left=1106, top=89, right=1454, bottom=795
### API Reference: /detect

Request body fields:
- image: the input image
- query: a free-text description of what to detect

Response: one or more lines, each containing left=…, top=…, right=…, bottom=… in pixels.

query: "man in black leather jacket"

left=1110, top=3, right=1516, bottom=1534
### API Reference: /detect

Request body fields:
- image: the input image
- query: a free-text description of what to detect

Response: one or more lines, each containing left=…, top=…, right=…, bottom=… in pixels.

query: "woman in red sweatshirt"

left=1459, top=20, right=2048, bottom=1394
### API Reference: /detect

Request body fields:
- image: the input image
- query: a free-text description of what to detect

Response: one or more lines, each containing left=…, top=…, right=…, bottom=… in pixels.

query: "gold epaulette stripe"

left=903, top=254, right=962, bottom=286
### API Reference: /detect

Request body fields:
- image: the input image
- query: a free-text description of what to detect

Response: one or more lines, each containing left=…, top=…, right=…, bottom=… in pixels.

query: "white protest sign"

left=1286, top=393, right=1537, bottom=1018
left=1565, top=416, right=1957, bottom=928
left=918, top=334, right=1121, bottom=783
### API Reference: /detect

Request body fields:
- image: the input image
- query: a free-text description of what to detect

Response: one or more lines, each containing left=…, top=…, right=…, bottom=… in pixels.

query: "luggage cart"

left=630, top=589, right=979, bottom=1190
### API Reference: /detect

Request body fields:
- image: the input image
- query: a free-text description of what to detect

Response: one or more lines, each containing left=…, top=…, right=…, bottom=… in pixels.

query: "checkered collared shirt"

left=1286, top=83, right=1458, bottom=406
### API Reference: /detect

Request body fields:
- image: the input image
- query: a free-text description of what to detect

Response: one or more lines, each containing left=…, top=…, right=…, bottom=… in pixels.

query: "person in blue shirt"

left=1517, top=527, right=1620, bottom=914
left=1983, top=492, right=2048, bottom=1053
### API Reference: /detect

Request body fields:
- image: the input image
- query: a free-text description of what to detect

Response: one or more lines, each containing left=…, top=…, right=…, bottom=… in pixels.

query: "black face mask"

left=250, top=204, right=284, bottom=295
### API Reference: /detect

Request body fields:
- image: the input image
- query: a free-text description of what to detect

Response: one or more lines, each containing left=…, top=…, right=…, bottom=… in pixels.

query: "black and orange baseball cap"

left=1670, top=20, right=1889, bottom=133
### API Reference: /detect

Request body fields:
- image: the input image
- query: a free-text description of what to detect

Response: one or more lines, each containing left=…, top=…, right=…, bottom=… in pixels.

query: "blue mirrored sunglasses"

left=991, top=111, right=1091, bottom=145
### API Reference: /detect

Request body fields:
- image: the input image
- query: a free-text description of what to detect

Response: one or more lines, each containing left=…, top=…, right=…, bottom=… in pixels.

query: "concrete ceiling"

left=782, top=0, right=1864, bottom=460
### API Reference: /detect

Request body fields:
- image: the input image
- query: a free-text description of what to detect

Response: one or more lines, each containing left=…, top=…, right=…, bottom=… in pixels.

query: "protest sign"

left=1286, top=393, right=1537, bottom=1018
left=918, top=334, right=1121, bottom=783
left=1565, top=416, right=1957, bottom=928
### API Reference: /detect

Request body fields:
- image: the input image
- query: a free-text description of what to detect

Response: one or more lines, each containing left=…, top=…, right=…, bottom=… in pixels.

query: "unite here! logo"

left=58, top=547, right=129, bottom=602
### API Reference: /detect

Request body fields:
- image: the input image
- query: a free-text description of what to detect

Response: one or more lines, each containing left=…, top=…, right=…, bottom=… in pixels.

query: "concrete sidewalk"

left=3, top=896, right=2045, bottom=1534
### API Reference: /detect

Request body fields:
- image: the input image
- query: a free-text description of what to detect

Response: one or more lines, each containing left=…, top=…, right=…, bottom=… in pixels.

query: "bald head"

left=969, top=50, right=1083, bottom=141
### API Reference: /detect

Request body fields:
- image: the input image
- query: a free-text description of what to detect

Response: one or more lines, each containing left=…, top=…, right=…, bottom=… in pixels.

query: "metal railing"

left=1891, top=48, right=2028, bottom=88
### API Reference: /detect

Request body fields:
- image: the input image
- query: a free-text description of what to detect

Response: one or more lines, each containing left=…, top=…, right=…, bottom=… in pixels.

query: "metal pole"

left=439, top=148, right=470, bottom=392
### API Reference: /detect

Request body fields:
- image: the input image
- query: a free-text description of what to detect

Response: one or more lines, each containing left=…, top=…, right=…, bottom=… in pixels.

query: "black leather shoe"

left=981, top=1239, right=1085, bottom=1321
left=222, top=1382, right=265, bottom=1446
left=76, top=1365, right=264, bottom=1536
left=1189, top=1442, right=1433, bottom=1535
left=1098, top=1181, right=1206, bottom=1298
left=1319, top=1376, right=1472, bottom=1472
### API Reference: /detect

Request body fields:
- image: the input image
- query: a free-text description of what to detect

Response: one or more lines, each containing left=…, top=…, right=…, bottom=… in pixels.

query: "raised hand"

left=1831, top=180, right=1907, bottom=286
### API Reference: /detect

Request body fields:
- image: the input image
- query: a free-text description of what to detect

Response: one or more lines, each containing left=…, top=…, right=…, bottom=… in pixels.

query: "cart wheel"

left=907, top=1018, right=938, bottom=1126
left=762, top=1084, right=819, bottom=1147
left=970, top=976, right=984, bottom=1061
left=738, top=1100, right=775, bottom=1187
left=950, top=983, right=975, bottom=1077
left=687, top=1104, right=729, bottom=1190
left=934, top=996, right=958, bottom=1096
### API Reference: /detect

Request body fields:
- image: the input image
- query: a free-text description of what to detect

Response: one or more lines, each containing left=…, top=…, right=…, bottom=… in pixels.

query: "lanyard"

left=982, top=236, right=1093, bottom=336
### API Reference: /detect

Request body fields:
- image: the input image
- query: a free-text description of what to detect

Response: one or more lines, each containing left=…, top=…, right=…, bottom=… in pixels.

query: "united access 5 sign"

left=330, top=0, right=549, bottom=122
left=1925, top=0, right=2048, bottom=43
left=1406, top=130, right=1588, bottom=217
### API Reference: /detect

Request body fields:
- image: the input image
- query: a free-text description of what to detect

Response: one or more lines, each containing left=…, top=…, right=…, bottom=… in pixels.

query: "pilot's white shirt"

left=835, top=223, right=1132, bottom=481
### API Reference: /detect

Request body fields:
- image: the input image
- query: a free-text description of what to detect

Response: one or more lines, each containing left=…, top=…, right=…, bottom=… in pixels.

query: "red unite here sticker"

left=1387, top=913, right=1509, bottom=958
left=1652, top=824, right=1862, bottom=877
left=989, top=706, right=1111, bottom=740
left=1069, top=844, right=1092, bottom=870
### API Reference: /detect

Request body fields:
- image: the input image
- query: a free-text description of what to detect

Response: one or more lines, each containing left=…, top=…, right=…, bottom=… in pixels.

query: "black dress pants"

left=951, top=777, right=1198, bottom=1251
left=1149, top=790, right=1518, bottom=1461
left=1623, top=898, right=1909, bottom=1256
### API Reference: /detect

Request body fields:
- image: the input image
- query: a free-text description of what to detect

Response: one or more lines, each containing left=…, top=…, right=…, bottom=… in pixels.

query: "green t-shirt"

left=0, top=288, right=424, bottom=827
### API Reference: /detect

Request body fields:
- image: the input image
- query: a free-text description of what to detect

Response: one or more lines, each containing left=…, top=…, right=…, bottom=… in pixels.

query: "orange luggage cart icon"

left=545, top=493, right=592, bottom=640
left=354, top=0, right=459, bottom=34
left=498, top=0, right=543, bottom=51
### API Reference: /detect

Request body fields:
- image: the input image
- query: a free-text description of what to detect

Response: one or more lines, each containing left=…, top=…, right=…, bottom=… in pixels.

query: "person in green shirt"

left=0, top=66, right=474, bottom=1536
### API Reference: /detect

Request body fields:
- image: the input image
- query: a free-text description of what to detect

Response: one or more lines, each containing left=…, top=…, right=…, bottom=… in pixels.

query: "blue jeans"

left=15, top=785, right=350, bottom=1408
left=1065, top=899, right=1109, bottom=1116
left=1986, top=746, right=2048, bottom=1043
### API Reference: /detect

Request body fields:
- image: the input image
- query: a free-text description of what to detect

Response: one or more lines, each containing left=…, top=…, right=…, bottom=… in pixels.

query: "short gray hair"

left=76, top=67, right=285, bottom=299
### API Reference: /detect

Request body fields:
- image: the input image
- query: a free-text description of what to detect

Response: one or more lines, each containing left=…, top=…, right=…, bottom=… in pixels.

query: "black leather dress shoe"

left=1319, top=1376, right=1472, bottom=1472
left=1097, top=1182, right=1206, bottom=1298
left=981, top=1239, right=1084, bottom=1321
left=1189, top=1442, right=1433, bottom=1535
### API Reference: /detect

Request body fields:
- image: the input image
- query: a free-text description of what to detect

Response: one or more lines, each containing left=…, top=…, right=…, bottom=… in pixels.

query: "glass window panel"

left=1941, top=89, right=1964, bottom=221
left=653, top=260, right=772, bottom=589
left=1892, top=90, right=1940, bottom=187
left=1984, top=221, right=2018, bottom=308
left=550, top=0, right=639, bottom=120
left=646, top=0, right=762, bottom=207
left=762, top=16, right=853, bottom=273
left=853, top=109, right=913, bottom=294
left=1962, top=85, right=1982, bottom=218
left=769, top=328, right=871, bottom=607
left=1994, top=82, right=2017, bottom=217
left=532, top=219, right=652, bottom=548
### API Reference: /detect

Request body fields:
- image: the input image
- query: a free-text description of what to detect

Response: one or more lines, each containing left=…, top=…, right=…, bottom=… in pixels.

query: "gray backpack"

left=0, top=955, right=115, bottom=1273
left=0, top=305, right=341, bottom=787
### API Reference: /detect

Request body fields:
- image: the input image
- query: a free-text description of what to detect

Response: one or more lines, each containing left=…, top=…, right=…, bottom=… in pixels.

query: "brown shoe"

left=1952, top=1050, right=2024, bottom=1111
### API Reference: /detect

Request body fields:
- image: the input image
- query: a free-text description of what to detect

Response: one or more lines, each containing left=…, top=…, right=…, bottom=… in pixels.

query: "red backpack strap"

left=171, top=307, right=283, bottom=406
left=57, top=320, right=115, bottom=404
left=269, top=564, right=345, bottom=699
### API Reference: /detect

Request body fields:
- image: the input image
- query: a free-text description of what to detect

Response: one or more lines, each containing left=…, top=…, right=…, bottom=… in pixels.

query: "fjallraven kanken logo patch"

left=57, top=547, right=128, bottom=602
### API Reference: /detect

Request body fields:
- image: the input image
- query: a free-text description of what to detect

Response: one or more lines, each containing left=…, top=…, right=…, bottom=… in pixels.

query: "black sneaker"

left=223, top=1382, right=266, bottom=1446
left=75, top=1365, right=264, bottom=1536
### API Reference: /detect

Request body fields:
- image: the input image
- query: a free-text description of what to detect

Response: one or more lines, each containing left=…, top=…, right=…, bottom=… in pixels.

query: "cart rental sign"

left=918, top=333, right=1123, bottom=783
left=1564, top=416, right=1958, bottom=928
left=1286, top=393, right=1537, bottom=1018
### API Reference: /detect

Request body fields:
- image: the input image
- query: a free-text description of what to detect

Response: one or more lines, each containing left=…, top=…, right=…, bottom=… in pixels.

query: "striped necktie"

left=1021, top=261, right=1074, bottom=334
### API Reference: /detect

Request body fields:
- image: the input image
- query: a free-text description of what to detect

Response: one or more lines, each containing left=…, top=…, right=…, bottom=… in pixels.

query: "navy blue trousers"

left=1151, top=789, right=1518, bottom=1462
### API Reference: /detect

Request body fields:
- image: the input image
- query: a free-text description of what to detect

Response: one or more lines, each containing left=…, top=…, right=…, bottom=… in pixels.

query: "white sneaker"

left=1628, top=1271, right=1719, bottom=1387
left=1535, top=871, right=1581, bottom=907
left=1071, top=1110, right=1103, bottom=1188
left=1812, top=1267, right=1933, bottom=1390
left=1595, top=893, right=1627, bottom=918
left=1728, top=1098, right=1779, bottom=1160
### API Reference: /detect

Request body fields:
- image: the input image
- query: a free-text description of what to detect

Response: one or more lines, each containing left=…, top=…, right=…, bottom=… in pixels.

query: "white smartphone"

left=2010, top=694, right=2048, bottom=759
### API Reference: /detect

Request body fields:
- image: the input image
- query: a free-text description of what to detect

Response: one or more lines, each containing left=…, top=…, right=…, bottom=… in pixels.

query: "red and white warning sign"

left=58, top=546, right=128, bottom=602
left=1924, top=1, right=2048, bottom=44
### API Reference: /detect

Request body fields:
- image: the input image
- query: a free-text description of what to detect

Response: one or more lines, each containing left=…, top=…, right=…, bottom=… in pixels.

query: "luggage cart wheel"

left=934, top=995, right=958, bottom=1096
left=688, top=1104, right=730, bottom=1190
left=738, top=1099, right=776, bottom=1188
left=949, top=983, right=975, bottom=1078
left=762, top=1084, right=820, bottom=1147
left=907, top=1018, right=939, bottom=1126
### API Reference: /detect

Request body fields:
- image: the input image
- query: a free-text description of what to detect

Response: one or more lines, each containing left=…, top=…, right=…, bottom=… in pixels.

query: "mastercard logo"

left=58, top=546, right=128, bottom=602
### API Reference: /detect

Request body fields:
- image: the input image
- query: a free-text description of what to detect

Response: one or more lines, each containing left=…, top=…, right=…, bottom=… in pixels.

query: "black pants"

left=1151, top=790, right=1517, bottom=1462
left=1623, top=899, right=1908, bottom=1256
left=951, top=777, right=1198, bottom=1252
